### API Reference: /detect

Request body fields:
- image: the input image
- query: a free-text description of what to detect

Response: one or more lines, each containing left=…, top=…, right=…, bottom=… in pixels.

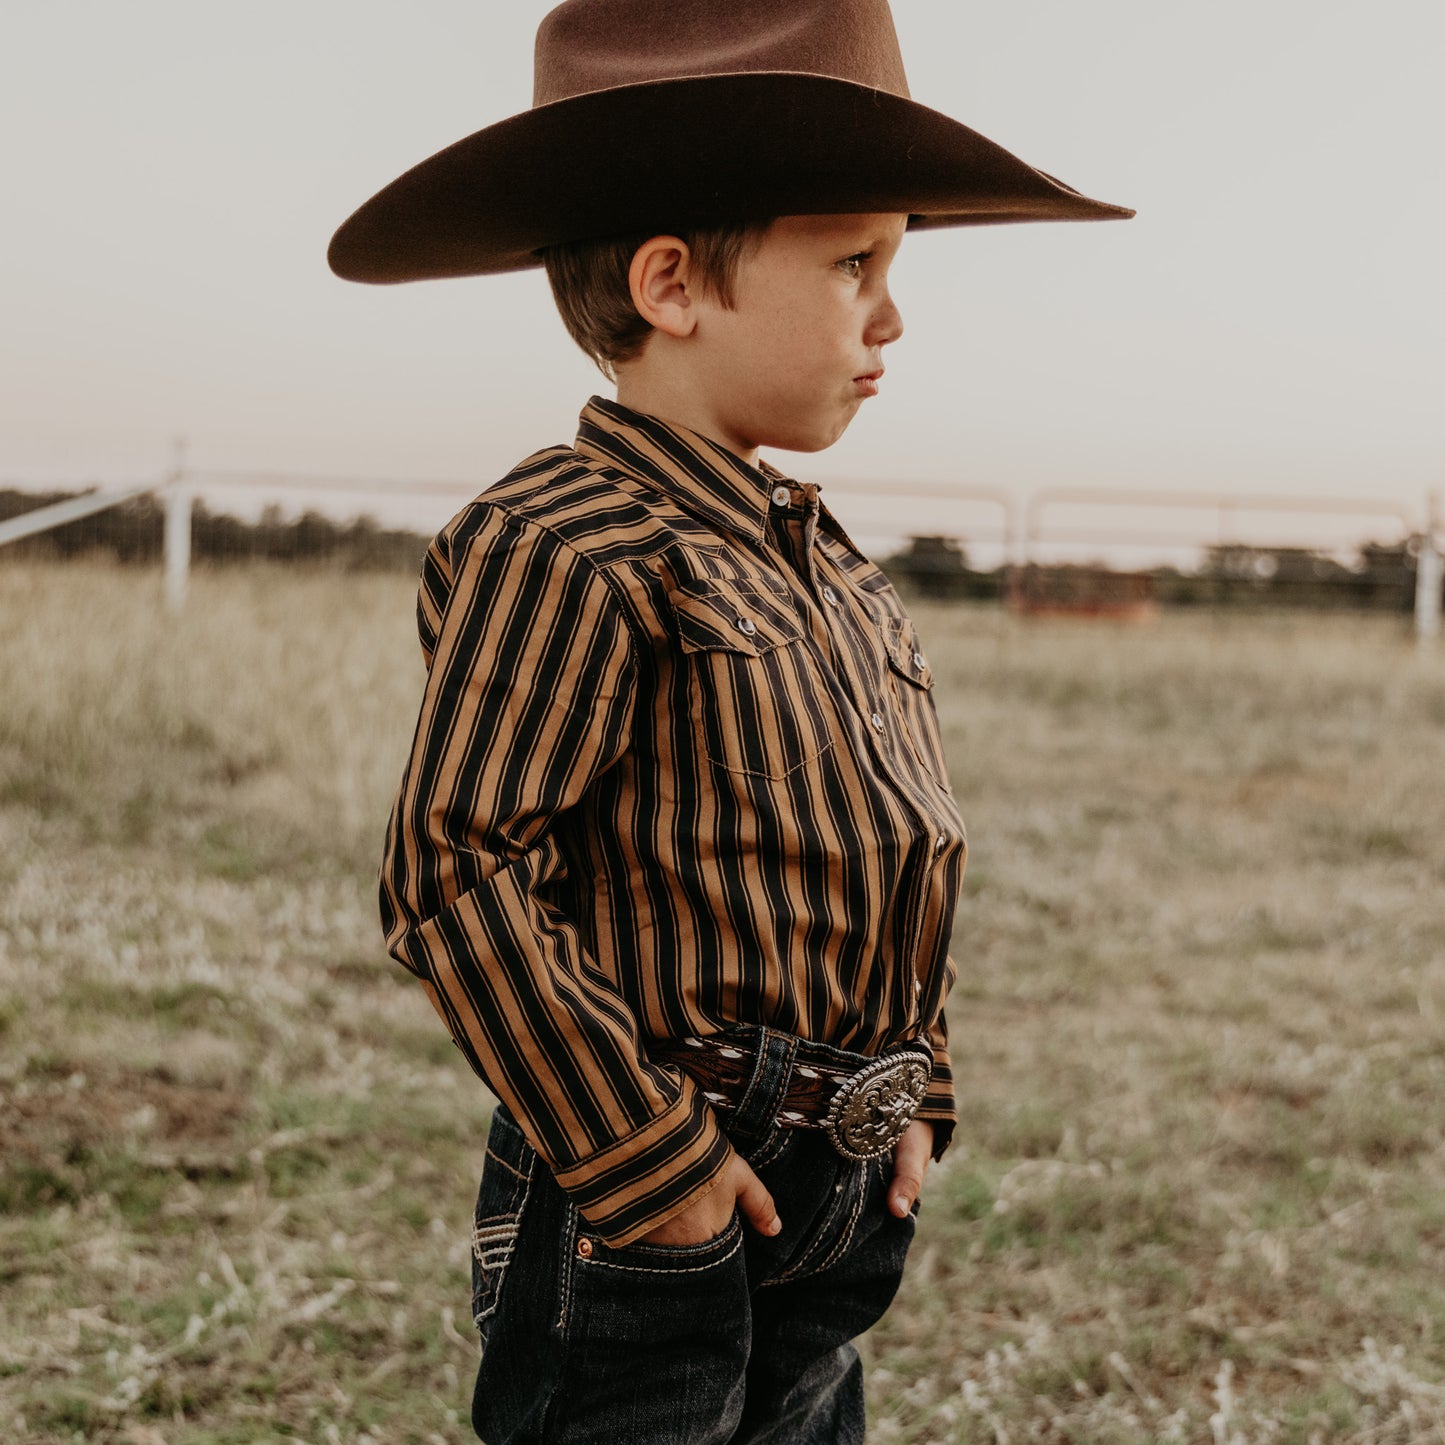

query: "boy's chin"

left=758, top=413, right=858, bottom=456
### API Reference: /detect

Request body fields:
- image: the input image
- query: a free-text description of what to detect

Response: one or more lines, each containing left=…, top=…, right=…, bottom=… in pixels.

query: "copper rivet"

left=576, top=1237, right=594, bottom=1259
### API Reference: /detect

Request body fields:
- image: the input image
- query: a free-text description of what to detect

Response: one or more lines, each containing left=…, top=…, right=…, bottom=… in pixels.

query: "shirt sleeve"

left=915, top=959, right=957, bottom=1159
left=380, top=504, right=732, bottom=1246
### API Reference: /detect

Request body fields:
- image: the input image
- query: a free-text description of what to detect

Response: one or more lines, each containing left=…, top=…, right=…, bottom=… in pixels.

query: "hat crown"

left=533, top=0, right=910, bottom=107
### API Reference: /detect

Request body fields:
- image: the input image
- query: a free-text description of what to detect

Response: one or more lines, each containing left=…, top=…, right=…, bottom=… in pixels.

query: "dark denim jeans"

left=467, top=1034, right=917, bottom=1444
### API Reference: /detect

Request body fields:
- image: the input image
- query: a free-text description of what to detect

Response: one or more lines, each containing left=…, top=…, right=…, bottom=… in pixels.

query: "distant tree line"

left=882, top=535, right=1430, bottom=613
left=1, top=490, right=1432, bottom=612
left=0, top=489, right=430, bottom=571
left=879, top=536, right=1001, bottom=601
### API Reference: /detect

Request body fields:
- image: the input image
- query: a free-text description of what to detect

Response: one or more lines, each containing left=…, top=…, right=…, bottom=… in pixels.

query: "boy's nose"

left=869, top=292, right=904, bottom=347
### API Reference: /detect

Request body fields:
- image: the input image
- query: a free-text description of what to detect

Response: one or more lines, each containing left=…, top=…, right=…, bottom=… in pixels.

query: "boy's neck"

left=613, top=373, right=761, bottom=470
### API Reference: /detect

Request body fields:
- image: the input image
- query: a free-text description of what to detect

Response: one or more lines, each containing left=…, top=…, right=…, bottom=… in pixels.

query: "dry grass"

left=2, top=560, right=1443, bottom=1443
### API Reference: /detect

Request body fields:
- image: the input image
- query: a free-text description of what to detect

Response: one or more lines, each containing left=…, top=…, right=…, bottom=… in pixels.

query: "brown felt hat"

left=328, top=0, right=1133, bottom=284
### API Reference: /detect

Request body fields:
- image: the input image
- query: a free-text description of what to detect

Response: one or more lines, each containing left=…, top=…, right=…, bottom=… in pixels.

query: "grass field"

left=2, top=560, right=1443, bottom=1444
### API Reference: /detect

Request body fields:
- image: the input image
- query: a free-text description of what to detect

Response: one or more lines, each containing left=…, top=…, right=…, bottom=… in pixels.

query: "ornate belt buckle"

left=823, top=1051, right=932, bottom=1161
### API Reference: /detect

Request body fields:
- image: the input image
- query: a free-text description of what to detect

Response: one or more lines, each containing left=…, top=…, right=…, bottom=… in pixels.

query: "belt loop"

left=729, top=1027, right=798, bottom=1143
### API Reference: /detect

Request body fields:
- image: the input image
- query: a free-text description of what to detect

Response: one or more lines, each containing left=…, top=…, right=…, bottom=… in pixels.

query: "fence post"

left=163, top=482, right=191, bottom=613
left=1416, top=491, right=1442, bottom=647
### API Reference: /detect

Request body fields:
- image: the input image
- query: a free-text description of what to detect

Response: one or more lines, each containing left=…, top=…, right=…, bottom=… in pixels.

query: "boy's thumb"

left=735, top=1163, right=782, bottom=1237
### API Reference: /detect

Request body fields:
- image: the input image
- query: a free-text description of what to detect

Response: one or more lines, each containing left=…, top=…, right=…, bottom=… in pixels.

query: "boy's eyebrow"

left=859, top=229, right=905, bottom=257
left=831, top=229, right=902, bottom=257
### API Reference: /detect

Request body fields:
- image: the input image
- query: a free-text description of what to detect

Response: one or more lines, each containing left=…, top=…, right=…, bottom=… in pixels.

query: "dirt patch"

left=0, top=1064, right=252, bottom=1180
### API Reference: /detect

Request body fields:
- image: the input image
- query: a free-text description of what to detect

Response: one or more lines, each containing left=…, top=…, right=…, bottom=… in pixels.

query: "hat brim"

left=329, top=72, right=1133, bottom=284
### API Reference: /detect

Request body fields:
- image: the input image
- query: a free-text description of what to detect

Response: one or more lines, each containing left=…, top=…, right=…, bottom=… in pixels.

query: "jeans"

left=467, top=1033, right=917, bottom=1444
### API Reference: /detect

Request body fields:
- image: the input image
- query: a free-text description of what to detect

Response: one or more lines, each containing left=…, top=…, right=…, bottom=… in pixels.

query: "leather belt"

left=650, top=1030, right=932, bottom=1162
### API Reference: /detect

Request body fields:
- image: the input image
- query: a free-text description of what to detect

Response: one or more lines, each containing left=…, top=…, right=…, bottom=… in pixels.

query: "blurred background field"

left=2, top=561, right=1444, bottom=1444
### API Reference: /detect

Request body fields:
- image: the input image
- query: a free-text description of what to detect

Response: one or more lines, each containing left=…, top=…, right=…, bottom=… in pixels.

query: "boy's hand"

left=638, top=1152, right=781, bottom=1245
left=637, top=1116, right=932, bottom=1245
left=888, top=1118, right=934, bottom=1218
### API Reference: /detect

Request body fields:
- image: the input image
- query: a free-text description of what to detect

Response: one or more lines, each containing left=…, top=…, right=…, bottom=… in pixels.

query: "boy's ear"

left=628, top=236, right=698, bottom=340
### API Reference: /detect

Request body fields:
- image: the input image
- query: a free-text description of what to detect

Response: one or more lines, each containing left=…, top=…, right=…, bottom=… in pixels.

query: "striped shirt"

left=381, top=397, right=966, bottom=1245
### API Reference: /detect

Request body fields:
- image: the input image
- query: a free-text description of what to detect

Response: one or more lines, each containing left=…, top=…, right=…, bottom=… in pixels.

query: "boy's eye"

left=837, top=253, right=870, bottom=279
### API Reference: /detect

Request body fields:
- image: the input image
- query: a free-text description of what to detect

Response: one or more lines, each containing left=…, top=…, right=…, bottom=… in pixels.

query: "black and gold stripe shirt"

left=381, top=397, right=966, bottom=1245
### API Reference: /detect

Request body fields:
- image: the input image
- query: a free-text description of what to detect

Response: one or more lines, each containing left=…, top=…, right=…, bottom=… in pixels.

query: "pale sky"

left=2, top=2, right=1441, bottom=548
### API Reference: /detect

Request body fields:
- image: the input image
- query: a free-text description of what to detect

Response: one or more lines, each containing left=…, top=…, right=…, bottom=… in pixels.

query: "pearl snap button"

left=934, top=835, right=947, bottom=854
left=870, top=712, right=885, bottom=732
left=913, top=651, right=927, bottom=670
left=821, top=586, right=839, bottom=605
left=771, top=485, right=791, bottom=506
left=735, top=617, right=758, bottom=636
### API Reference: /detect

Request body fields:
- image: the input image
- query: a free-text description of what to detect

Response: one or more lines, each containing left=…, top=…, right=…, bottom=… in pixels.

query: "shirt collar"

left=574, top=396, right=778, bottom=544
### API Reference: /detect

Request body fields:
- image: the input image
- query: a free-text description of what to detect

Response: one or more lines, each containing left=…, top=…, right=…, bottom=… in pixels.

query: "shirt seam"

left=461, top=492, right=651, bottom=662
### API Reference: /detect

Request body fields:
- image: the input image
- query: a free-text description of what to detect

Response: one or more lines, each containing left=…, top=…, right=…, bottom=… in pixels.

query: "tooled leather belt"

left=649, top=1029, right=933, bottom=1162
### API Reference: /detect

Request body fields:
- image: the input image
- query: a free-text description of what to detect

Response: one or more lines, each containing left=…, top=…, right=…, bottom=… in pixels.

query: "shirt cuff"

left=551, top=1071, right=734, bottom=1247
left=917, top=1037, right=956, bottom=1160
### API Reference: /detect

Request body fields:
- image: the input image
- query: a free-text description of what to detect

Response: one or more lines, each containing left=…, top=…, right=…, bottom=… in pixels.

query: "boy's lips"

left=853, top=369, right=883, bottom=398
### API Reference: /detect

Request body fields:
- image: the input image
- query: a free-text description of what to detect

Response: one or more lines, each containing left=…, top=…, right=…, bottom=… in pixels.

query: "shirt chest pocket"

left=670, top=580, right=835, bottom=780
left=878, top=615, right=952, bottom=789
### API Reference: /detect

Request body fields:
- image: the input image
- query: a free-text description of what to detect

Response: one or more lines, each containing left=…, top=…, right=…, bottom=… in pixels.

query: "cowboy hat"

left=328, top=0, right=1133, bottom=284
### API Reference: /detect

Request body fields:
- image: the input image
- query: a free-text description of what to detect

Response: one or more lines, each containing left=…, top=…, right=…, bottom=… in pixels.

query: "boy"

left=329, top=2, right=1129, bottom=1440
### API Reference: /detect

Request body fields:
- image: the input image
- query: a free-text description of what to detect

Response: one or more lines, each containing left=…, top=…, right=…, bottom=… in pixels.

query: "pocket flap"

left=881, top=617, right=934, bottom=689
left=671, top=580, right=803, bottom=657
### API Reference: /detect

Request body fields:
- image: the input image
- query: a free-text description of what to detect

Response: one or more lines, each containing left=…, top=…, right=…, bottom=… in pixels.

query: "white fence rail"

left=1, top=470, right=1440, bottom=640
left=0, top=482, right=158, bottom=547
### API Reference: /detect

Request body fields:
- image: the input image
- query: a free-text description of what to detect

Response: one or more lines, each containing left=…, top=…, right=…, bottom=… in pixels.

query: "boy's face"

left=689, top=212, right=907, bottom=458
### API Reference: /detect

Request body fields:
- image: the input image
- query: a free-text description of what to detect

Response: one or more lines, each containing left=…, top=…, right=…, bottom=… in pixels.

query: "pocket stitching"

left=480, top=1146, right=531, bottom=1182
left=763, top=1168, right=867, bottom=1289
left=881, top=620, right=933, bottom=692
left=676, top=603, right=835, bottom=780
left=470, top=1128, right=536, bottom=1331
left=583, top=1221, right=745, bottom=1277
left=673, top=584, right=803, bottom=659
left=806, top=1170, right=871, bottom=1279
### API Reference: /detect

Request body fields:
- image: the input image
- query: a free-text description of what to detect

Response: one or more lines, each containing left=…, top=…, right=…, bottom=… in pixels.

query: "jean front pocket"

left=546, top=1211, right=752, bottom=1439
left=470, top=1107, right=536, bottom=1340
left=568, top=1212, right=749, bottom=1359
